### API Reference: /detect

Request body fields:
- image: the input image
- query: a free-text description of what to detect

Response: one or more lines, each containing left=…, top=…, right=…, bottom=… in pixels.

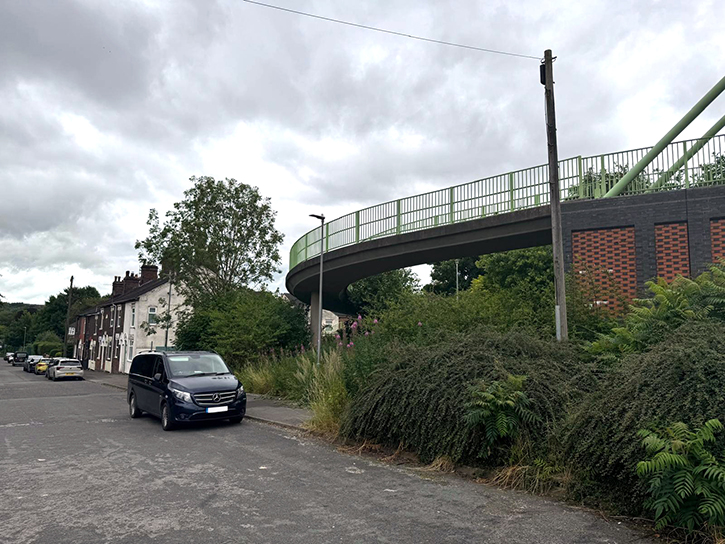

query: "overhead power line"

left=241, top=0, right=541, bottom=61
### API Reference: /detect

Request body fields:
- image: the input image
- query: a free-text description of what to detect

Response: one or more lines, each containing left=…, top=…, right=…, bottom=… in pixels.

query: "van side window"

left=131, top=355, right=154, bottom=378
left=152, top=356, right=167, bottom=382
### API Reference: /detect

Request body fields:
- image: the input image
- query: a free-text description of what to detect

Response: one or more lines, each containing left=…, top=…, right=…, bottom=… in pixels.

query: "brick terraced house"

left=74, top=265, right=185, bottom=373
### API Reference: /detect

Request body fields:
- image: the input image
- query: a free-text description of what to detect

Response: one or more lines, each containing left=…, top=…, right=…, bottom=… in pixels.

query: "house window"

left=148, top=307, right=158, bottom=325
left=110, top=307, right=115, bottom=328
left=131, top=304, right=136, bottom=327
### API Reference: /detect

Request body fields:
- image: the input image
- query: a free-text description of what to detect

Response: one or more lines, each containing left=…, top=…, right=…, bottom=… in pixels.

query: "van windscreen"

left=167, top=354, right=230, bottom=378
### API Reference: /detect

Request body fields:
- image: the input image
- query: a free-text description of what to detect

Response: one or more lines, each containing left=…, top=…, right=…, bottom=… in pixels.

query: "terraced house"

left=73, top=265, right=185, bottom=374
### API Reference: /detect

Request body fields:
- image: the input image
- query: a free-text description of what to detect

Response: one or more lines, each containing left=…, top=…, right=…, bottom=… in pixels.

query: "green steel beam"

left=604, top=74, right=725, bottom=198
left=648, top=113, right=725, bottom=192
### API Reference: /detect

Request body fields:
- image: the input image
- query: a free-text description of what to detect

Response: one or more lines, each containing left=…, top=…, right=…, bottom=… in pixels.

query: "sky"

left=1, top=0, right=724, bottom=304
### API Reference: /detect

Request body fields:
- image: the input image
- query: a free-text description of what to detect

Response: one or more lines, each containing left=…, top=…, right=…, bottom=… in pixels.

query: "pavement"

left=82, top=368, right=313, bottom=429
left=0, top=362, right=655, bottom=544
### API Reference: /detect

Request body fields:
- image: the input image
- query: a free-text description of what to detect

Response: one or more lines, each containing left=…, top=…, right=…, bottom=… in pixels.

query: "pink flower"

left=371, top=330, right=375, bottom=334
left=364, top=331, right=369, bottom=336
left=417, top=321, right=423, bottom=327
left=346, top=343, right=352, bottom=348
left=351, top=322, right=358, bottom=329
left=357, top=315, right=362, bottom=321
left=373, top=318, right=378, bottom=324
left=350, top=342, right=354, bottom=347
left=335, top=334, right=341, bottom=339
left=338, top=342, right=343, bottom=346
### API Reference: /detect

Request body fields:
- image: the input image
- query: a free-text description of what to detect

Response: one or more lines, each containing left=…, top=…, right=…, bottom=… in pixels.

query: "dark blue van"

left=127, top=351, right=246, bottom=431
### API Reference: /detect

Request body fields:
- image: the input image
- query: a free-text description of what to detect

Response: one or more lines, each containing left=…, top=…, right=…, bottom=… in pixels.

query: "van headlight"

left=236, top=385, right=245, bottom=400
left=170, top=388, right=192, bottom=403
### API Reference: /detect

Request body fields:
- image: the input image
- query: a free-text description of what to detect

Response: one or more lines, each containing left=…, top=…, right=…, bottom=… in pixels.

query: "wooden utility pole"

left=542, top=50, right=568, bottom=341
left=63, top=275, right=74, bottom=356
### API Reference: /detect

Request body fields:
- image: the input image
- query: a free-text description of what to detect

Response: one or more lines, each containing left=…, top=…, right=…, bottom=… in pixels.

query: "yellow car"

left=35, top=358, right=51, bottom=375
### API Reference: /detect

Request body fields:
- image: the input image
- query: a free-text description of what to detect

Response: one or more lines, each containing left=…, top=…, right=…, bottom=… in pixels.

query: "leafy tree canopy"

left=135, top=176, right=283, bottom=305
left=346, top=269, right=418, bottom=315
left=175, top=288, right=309, bottom=368
left=473, top=246, right=554, bottom=295
left=32, top=286, right=101, bottom=340
left=424, top=257, right=484, bottom=295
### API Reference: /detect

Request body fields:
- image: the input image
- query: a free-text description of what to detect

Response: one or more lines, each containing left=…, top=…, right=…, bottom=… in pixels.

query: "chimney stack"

left=122, top=271, right=141, bottom=294
left=140, top=264, right=159, bottom=284
left=112, top=276, right=124, bottom=297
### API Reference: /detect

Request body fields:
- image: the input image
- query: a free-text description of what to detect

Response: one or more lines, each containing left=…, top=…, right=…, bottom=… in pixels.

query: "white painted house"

left=74, top=266, right=187, bottom=374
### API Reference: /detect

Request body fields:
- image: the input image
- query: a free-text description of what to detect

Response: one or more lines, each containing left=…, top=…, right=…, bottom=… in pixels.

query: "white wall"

left=119, top=282, right=186, bottom=373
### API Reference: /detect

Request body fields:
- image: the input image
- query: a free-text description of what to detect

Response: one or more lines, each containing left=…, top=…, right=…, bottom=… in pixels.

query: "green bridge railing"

left=290, top=133, right=725, bottom=270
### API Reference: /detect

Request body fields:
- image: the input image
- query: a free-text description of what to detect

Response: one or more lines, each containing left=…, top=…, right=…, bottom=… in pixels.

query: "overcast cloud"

left=1, top=0, right=724, bottom=303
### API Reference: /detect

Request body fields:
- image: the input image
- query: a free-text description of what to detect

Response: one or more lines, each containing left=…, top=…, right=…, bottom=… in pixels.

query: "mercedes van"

left=127, top=351, right=246, bottom=431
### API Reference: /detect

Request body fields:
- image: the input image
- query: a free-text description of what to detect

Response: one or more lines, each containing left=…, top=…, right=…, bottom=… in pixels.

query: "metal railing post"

left=577, top=155, right=584, bottom=199
left=509, top=173, right=515, bottom=211
left=449, top=188, right=455, bottom=224
left=325, top=223, right=329, bottom=252
left=396, top=200, right=401, bottom=234
left=684, top=141, right=689, bottom=188
left=355, top=211, right=360, bottom=242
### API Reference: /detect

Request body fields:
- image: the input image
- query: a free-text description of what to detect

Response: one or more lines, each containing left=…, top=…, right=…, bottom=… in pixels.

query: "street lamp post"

left=310, top=213, right=325, bottom=366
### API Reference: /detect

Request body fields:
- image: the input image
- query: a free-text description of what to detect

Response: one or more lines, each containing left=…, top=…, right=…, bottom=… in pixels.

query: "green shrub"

left=637, top=419, right=725, bottom=532
left=564, top=321, right=725, bottom=514
left=341, top=329, right=589, bottom=465
left=464, top=375, right=538, bottom=459
left=176, top=288, right=309, bottom=368
left=591, top=263, right=725, bottom=355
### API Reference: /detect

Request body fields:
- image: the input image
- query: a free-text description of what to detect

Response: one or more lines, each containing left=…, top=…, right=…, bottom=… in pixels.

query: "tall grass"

left=300, top=350, right=349, bottom=435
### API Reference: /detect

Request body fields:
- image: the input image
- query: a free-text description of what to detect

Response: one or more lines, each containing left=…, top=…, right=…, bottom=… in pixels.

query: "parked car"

left=35, top=358, right=52, bottom=375
left=12, top=352, right=28, bottom=367
left=127, top=351, right=246, bottom=431
left=23, top=355, right=42, bottom=373
left=4, top=352, right=14, bottom=363
left=46, top=358, right=84, bottom=381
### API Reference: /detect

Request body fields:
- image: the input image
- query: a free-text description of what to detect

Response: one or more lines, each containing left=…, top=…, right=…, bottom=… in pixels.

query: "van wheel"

left=129, top=394, right=142, bottom=419
left=161, top=404, right=175, bottom=431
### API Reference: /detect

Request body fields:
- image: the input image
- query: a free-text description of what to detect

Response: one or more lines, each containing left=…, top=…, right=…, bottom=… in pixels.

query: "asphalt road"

left=0, top=363, right=652, bottom=544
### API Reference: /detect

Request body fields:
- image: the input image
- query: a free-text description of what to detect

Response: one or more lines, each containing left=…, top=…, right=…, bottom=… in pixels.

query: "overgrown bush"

left=637, top=419, right=725, bottom=531
left=591, top=263, right=725, bottom=355
left=564, top=321, right=725, bottom=514
left=341, top=329, right=591, bottom=465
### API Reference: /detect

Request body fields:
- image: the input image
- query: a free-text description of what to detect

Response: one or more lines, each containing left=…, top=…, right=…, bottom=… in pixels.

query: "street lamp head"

left=310, top=214, right=325, bottom=221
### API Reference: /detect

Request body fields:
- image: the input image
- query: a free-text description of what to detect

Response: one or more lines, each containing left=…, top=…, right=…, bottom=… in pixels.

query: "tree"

left=424, top=257, right=484, bottom=295
left=175, top=289, right=309, bottom=368
left=33, top=331, right=63, bottom=356
left=473, top=246, right=554, bottom=295
left=346, top=269, right=419, bottom=315
left=32, top=286, right=101, bottom=340
left=135, top=176, right=283, bottom=305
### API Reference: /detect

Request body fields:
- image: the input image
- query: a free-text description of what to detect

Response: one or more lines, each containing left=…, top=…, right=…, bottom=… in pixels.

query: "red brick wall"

left=712, top=219, right=725, bottom=263
left=655, top=222, right=690, bottom=281
left=572, top=227, right=637, bottom=312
